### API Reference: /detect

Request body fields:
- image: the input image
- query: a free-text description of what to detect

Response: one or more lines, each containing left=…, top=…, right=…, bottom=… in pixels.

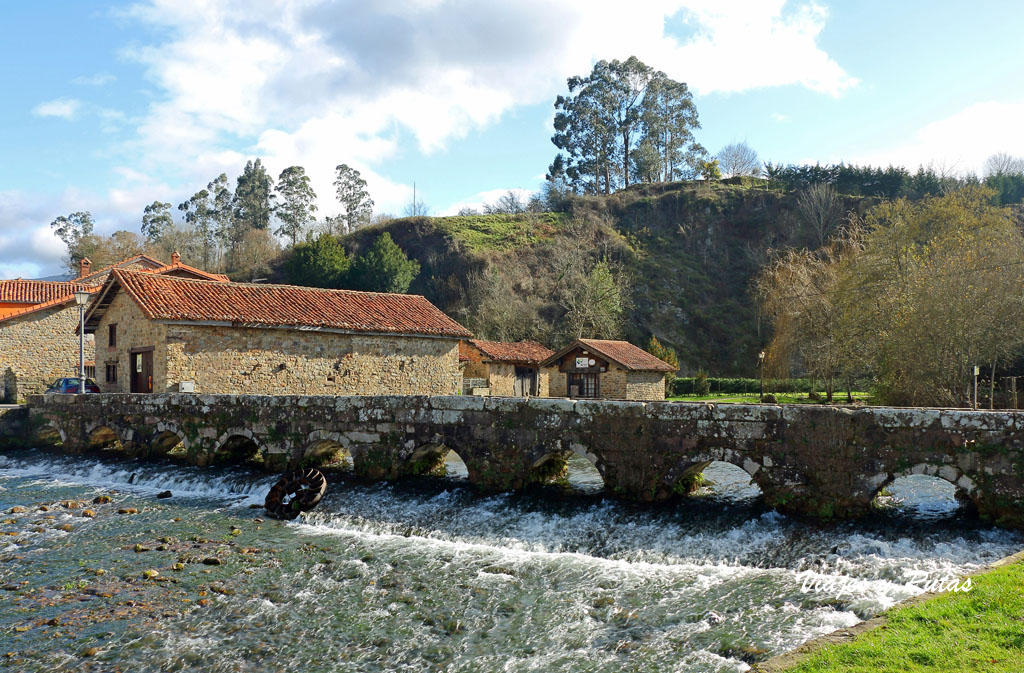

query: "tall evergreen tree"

left=275, top=165, right=317, bottom=246
left=50, top=211, right=95, bottom=272
left=285, top=234, right=350, bottom=288
left=551, top=57, right=701, bottom=193
left=177, top=190, right=216, bottom=268
left=141, top=201, right=174, bottom=245
left=233, top=158, right=274, bottom=233
left=333, top=164, right=374, bottom=234
left=347, top=233, right=420, bottom=294
left=207, top=173, right=234, bottom=265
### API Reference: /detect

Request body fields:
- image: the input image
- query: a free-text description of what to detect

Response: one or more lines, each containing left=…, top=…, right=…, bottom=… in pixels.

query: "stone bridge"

left=18, top=393, right=1024, bottom=527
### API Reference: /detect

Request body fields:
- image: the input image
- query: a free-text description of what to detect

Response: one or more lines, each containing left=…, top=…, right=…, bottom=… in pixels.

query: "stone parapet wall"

left=0, top=305, right=95, bottom=401
left=22, top=394, right=1024, bottom=528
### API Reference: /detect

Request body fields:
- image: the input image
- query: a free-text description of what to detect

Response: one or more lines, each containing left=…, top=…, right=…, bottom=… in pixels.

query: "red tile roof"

left=0, top=279, right=93, bottom=304
left=468, top=339, right=554, bottom=364
left=92, top=270, right=472, bottom=338
left=148, top=262, right=230, bottom=283
left=77, top=254, right=166, bottom=283
left=541, top=339, right=677, bottom=372
left=0, top=287, right=101, bottom=323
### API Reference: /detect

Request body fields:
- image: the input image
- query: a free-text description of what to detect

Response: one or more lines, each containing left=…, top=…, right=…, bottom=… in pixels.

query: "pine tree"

left=347, top=233, right=419, bottom=294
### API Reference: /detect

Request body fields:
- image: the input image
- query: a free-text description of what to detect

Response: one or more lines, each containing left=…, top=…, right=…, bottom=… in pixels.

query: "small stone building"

left=83, top=270, right=472, bottom=396
left=541, top=338, right=676, bottom=401
left=0, top=253, right=226, bottom=401
left=459, top=339, right=555, bottom=396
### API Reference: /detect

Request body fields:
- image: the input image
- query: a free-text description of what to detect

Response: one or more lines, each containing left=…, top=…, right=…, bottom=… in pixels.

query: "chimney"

left=171, top=251, right=181, bottom=266
left=79, top=258, right=91, bottom=278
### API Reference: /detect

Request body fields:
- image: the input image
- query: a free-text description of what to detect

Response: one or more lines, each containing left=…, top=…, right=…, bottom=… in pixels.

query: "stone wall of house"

left=0, top=304, right=95, bottom=401
left=549, top=367, right=567, bottom=397
left=600, top=366, right=628, bottom=399
left=94, top=292, right=168, bottom=393
left=462, top=361, right=490, bottom=380
left=626, top=371, right=667, bottom=401
left=488, top=363, right=515, bottom=396
left=162, top=324, right=460, bottom=396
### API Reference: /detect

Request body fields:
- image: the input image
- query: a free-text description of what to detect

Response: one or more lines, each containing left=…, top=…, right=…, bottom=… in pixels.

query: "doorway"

left=130, top=349, right=153, bottom=393
left=513, top=366, right=537, bottom=396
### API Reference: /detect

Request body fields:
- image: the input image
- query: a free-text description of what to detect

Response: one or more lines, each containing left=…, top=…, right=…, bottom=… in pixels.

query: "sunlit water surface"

left=0, top=448, right=1018, bottom=672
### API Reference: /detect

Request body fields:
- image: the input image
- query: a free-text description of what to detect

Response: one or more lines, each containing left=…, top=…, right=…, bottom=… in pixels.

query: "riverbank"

left=756, top=550, right=1024, bottom=672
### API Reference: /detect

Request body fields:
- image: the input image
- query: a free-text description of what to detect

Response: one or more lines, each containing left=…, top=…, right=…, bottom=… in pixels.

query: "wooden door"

left=514, top=367, right=535, bottom=396
left=131, top=351, right=154, bottom=393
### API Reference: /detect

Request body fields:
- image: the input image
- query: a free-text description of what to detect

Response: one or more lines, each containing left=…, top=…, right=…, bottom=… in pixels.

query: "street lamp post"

left=758, top=350, right=766, bottom=401
left=74, top=290, right=91, bottom=394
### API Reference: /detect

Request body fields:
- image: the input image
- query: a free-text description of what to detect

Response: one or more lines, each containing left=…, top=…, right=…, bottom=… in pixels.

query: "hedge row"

left=668, top=377, right=817, bottom=397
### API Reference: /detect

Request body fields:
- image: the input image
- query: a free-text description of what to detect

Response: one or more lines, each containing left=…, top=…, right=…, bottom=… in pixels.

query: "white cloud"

left=32, top=98, right=81, bottom=120
left=108, top=0, right=852, bottom=213
left=71, top=72, right=116, bottom=86
left=4, top=0, right=856, bottom=276
left=771, top=113, right=791, bottom=123
left=845, top=100, right=1024, bottom=175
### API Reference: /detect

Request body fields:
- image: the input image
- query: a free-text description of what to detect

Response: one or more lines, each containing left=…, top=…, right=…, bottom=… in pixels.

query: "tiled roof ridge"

left=114, top=268, right=433, bottom=300
left=77, top=253, right=166, bottom=282
left=107, top=268, right=472, bottom=338
left=468, top=338, right=554, bottom=363
left=0, top=287, right=101, bottom=324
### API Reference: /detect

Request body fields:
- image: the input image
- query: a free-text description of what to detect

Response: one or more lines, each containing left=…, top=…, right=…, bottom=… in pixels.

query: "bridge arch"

left=33, top=421, right=66, bottom=447
left=84, top=422, right=124, bottom=451
left=528, top=442, right=608, bottom=491
left=871, top=463, right=975, bottom=515
left=666, top=449, right=775, bottom=501
left=214, top=427, right=264, bottom=467
left=302, top=430, right=353, bottom=469
left=149, top=422, right=190, bottom=456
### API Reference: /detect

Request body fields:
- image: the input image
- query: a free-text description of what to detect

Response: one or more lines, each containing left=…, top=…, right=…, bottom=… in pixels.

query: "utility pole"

left=973, top=365, right=979, bottom=410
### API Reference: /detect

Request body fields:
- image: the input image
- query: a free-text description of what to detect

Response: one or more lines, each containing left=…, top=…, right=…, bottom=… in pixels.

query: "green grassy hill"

left=273, top=179, right=880, bottom=376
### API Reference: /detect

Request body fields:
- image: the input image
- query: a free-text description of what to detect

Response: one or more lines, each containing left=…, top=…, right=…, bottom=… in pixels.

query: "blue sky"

left=2, top=0, right=1024, bottom=277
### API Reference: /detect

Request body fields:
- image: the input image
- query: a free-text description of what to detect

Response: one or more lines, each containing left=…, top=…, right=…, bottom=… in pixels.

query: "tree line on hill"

left=50, top=160, right=377, bottom=279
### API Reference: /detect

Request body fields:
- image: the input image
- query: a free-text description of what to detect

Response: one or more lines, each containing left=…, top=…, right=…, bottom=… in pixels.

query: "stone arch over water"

left=214, top=428, right=264, bottom=466
left=303, top=430, right=353, bottom=470
left=85, top=423, right=123, bottom=451
left=872, top=463, right=975, bottom=515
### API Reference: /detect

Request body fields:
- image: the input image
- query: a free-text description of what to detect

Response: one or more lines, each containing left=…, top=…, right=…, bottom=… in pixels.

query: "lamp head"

left=73, top=290, right=91, bottom=306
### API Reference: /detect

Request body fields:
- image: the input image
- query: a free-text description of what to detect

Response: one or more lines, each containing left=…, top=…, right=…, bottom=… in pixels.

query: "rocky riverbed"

left=0, top=448, right=1020, bottom=672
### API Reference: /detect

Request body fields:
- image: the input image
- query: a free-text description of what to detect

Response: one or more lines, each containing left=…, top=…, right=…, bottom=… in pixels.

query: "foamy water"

left=0, top=448, right=1018, bottom=672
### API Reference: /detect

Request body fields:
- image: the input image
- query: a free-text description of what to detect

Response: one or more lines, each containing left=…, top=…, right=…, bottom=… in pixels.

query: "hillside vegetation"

left=270, top=179, right=883, bottom=376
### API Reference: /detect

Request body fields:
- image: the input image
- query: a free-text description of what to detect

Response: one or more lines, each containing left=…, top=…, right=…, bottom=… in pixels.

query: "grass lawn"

left=775, top=559, right=1024, bottom=673
left=666, top=392, right=874, bottom=405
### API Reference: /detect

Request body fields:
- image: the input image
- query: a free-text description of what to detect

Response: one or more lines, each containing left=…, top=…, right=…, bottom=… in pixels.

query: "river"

left=0, top=448, right=1019, bottom=672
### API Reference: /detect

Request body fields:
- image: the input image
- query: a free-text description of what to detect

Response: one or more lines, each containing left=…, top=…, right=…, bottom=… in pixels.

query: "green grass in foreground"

left=783, top=560, right=1024, bottom=673
left=666, top=392, right=873, bottom=405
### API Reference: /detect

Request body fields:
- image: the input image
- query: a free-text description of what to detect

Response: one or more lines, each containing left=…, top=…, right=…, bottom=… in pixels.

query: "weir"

left=15, top=393, right=1024, bottom=527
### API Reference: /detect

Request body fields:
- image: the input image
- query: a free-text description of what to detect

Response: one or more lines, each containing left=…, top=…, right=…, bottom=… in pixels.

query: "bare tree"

left=796, top=182, right=844, bottom=247
left=983, top=152, right=1024, bottom=177
left=716, top=142, right=761, bottom=178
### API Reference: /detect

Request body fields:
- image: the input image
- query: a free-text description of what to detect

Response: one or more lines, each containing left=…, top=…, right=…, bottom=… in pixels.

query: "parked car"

left=44, top=377, right=101, bottom=394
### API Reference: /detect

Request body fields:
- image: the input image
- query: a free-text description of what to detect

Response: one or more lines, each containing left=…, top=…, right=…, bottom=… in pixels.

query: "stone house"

left=459, top=339, right=555, bottom=396
left=0, top=253, right=226, bottom=401
left=541, top=338, right=676, bottom=401
left=83, top=269, right=472, bottom=396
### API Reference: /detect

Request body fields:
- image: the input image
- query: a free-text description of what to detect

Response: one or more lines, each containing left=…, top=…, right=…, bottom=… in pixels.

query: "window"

left=106, top=363, right=117, bottom=383
left=108, top=324, right=117, bottom=348
left=84, top=365, right=96, bottom=379
left=568, top=373, right=599, bottom=399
